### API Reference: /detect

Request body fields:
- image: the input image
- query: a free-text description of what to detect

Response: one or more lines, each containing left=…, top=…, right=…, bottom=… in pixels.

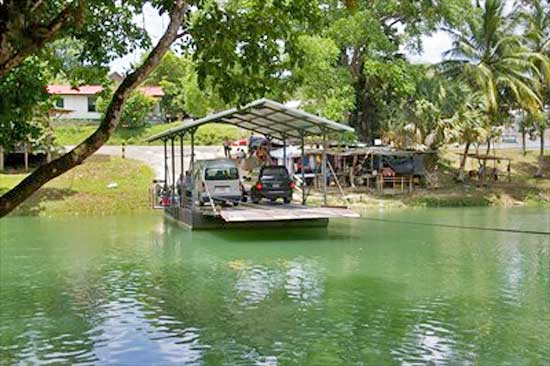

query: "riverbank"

left=309, top=149, right=550, bottom=209
left=0, top=155, right=155, bottom=216
left=1, top=149, right=547, bottom=217
left=428, top=148, right=549, bottom=207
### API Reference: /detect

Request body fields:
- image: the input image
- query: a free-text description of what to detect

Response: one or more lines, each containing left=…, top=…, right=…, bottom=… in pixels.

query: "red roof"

left=46, top=85, right=103, bottom=95
left=139, top=86, right=164, bottom=97
left=46, top=85, right=164, bottom=97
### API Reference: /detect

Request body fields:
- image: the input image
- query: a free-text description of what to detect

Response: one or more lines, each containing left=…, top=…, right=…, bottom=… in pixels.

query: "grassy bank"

left=423, top=148, right=550, bottom=206
left=0, top=155, right=155, bottom=216
left=1, top=148, right=547, bottom=218
left=309, top=149, right=549, bottom=209
left=54, top=122, right=245, bottom=146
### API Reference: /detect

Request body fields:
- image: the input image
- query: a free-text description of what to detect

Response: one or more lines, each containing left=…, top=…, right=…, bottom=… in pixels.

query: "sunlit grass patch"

left=0, top=155, right=155, bottom=216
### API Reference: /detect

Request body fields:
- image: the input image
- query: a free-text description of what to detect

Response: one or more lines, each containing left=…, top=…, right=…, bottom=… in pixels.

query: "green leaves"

left=326, top=10, right=391, bottom=52
left=148, top=52, right=226, bottom=118
left=363, top=58, right=417, bottom=97
left=290, top=35, right=354, bottom=122
left=0, top=58, right=52, bottom=150
left=442, top=0, right=545, bottom=116
left=187, top=0, right=320, bottom=105
left=440, top=90, right=488, bottom=145
left=98, top=91, right=156, bottom=129
left=46, top=38, right=109, bottom=85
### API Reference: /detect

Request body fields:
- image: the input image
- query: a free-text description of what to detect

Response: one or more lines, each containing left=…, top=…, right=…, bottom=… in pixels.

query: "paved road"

left=488, top=131, right=550, bottom=150
left=69, top=145, right=225, bottom=179
left=73, top=131, right=549, bottom=179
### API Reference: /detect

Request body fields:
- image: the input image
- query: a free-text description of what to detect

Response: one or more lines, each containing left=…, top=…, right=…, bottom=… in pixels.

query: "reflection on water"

left=284, top=258, right=323, bottom=306
left=89, top=269, right=206, bottom=365
left=1, top=207, right=549, bottom=365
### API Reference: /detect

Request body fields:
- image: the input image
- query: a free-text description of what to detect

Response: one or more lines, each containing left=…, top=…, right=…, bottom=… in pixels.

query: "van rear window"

left=205, top=167, right=239, bottom=180
left=261, top=167, right=288, bottom=177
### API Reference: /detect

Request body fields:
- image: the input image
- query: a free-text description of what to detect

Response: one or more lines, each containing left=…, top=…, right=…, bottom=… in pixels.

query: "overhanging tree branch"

left=0, top=0, right=84, bottom=78
left=0, top=0, right=187, bottom=217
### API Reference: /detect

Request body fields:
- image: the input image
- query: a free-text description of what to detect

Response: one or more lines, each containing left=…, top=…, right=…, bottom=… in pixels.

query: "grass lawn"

left=309, top=148, right=550, bottom=209
left=0, top=155, right=156, bottom=216
left=54, top=122, right=245, bottom=146
left=406, top=148, right=550, bottom=207
left=1, top=147, right=546, bottom=217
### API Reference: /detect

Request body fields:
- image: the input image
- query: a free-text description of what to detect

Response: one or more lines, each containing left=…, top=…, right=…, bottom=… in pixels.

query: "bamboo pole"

left=322, top=132, right=327, bottom=206
left=327, top=160, right=349, bottom=205
left=163, top=139, right=168, bottom=189
left=24, top=144, right=29, bottom=172
left=171, top=138, right=176, bottom=205
left=180, top=134, right=184, bottom=178
left=301, top=133, right=306, bottom=205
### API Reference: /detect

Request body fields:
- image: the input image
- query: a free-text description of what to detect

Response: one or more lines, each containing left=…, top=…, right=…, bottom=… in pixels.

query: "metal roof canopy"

left=146, top=98, right=355, bottom=142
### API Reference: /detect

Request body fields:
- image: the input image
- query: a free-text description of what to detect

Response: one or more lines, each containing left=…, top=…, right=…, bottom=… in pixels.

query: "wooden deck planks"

left=219, top=203, right=359, bottom=222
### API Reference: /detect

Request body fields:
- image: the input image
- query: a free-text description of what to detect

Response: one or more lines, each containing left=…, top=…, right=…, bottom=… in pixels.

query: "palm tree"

left=438, top=0, right=548, bottom=180
left=517, top=0, right=550, bottom=163
left=441, top=89, right=490, bottom=181
left=440, top=0, right=544, bottom=138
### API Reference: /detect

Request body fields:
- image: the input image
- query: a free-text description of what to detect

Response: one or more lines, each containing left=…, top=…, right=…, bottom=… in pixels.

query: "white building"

left=47, top=85, right=165, bottom=122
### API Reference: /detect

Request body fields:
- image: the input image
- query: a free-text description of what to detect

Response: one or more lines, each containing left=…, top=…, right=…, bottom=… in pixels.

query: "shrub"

left=189, top=124, right=244, bottom=145
left=98, top=91, right=156, bottom=129
left=120, top=92, right=156, bottom=129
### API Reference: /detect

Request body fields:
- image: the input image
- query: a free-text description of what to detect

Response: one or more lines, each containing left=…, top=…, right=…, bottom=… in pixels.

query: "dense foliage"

left=1, top=0, right=550, bottom=215
left=146, top=51, right=226, bottom=119
left=0, top=58, right=53, bottom=151
left=98, top=91, right=156, bottom=129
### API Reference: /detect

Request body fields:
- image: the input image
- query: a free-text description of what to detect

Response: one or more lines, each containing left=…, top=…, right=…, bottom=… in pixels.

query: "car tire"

left=283, top=197, right=291, bottom=204
left=233, top=202, right=239, bottom=207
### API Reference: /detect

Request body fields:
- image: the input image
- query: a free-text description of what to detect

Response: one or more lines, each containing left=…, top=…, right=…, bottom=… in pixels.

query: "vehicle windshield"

left=205, top=167, right=239, bottom=180
left=261, top=167, right=288, bottom=179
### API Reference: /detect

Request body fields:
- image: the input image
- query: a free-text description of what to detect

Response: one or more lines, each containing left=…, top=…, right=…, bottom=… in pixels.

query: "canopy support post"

left=171, top=137, right=175, bottom=205
left=179, top=134, right=184, bottom=206
left=283, top=136, right=287, bottom=171
left=180, top=134, right=184, bottom=176
left=322, top=131, right=327, bottom=206
left=301, top=132, right=306, bottom=205
left=24, top=144, right=29, bottom=172
left=190, top=128, right=196, bottom=209
left=190, top=128, right=196, bottom=170
left=163, top=139, right=168, bottom=190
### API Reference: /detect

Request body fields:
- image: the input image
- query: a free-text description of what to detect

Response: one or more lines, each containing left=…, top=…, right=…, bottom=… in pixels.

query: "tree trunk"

left=0, top=1, right=187, bottom=217
left=540, top=127, right=544, bottom=157
left=350, top=81, right=368, bottom=143
left=350, top=73, right=379, bottom=145
left=0, top=1, right=84, bottom=78
left=349, top=155, right=358, bottom=188
left=363, top=97, right=378, bottom=145
left=458, top=141, right=471, bottom=182
left=535, top=127, right=545, bottom=178
left=483, top=137, right=491, bottom=171
left=521, top=130, right=526, bottom=156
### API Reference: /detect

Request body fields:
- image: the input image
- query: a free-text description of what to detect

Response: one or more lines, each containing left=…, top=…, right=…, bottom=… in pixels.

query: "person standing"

left=223, top=137, right=231, bottom=158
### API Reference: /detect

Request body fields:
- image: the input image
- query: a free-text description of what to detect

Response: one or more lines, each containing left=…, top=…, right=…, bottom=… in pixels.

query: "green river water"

left=0, top=208, right=549, bottom=365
